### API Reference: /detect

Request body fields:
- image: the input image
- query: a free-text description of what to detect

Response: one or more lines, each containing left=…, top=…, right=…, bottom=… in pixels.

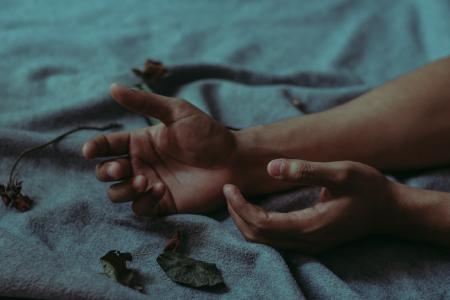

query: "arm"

left=83, top=56, right=450, bottom=216
left=234, top=56, right=450, bottom=195
left=224, top=158, right=450, bottom=253
left=390, top=184, right=450, bottom=247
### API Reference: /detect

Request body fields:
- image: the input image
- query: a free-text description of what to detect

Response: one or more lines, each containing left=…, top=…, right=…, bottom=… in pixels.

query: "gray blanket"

left=1, top=0, right=450, bottom=299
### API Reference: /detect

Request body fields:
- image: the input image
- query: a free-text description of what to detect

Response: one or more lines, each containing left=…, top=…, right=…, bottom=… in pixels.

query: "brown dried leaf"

left=157, top=251, right=224, bottom=288
left=100, top=250, right=143, bottom=292
left=164, top=230, right=181, bottom=252
left=157, top=231, right=225, bottom=288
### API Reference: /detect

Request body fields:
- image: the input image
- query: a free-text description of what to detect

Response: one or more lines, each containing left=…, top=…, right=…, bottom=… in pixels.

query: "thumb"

left=267, top=158, right=349, bottom=188
left=110, top=83, right=186, bottom=125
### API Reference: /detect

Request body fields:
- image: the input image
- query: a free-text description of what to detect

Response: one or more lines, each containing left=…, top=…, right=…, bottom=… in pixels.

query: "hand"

left=223, top=159, right=398, bottom=254
left=82, top=84, right=239, bottom=216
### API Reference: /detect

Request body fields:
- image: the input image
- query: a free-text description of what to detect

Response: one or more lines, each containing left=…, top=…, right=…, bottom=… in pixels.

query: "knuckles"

left=106, top=189, right=117, bottom=203
left=172, top=98, right=203, bottom=119
left=172, top=98, right=193, bottom=111
left=331, top=160, right=382, bottom=184
left=294, top=160, right=313, bottom=181
left=283, top=160, right=314, bottom=181
left=131, top=202, right=146, bottom=216
left=252, top=217, right=271, bottom=234
left=331, top=160, right=358, bottom=183
left=241, top=213, right=272, bottom=241
left=95, top=163, right=109, bottom=181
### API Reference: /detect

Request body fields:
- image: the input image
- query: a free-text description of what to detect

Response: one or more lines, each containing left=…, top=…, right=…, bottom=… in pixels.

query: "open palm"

left=83, top=84, right=238, bottom=216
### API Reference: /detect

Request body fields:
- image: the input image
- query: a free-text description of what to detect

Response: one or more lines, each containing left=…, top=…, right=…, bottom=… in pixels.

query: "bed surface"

left=1, top=0, right=450, bottom=299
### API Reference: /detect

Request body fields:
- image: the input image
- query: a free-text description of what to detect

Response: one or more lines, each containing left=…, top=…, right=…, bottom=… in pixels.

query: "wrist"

left=229, top=126, right=297, bottom=195
left=382, top=182, right=450, bottom=246
left=387, top=182, right=428, bottom=234
left=372, top=181, right=409, bottom=235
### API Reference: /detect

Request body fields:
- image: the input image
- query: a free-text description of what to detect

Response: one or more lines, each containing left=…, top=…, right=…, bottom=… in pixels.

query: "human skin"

left=83, top=56, right=450, bottom=251
left=224, top=159, right=450, bottom=253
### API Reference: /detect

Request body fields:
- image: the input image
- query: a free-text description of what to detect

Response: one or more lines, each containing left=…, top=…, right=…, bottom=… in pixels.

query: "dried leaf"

left=164, top=230, right=181, bottom=252
left=131, top=83, right=162, bottom=127
left=100, top=250, right=143, bottom=291
left=157, top=251, right=224, bottom=288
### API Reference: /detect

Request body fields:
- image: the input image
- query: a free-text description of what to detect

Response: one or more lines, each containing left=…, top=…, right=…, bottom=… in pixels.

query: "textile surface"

left=1, top=1, right=450, bottom=299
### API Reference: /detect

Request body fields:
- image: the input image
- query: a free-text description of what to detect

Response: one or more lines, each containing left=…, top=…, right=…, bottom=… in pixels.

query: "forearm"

left=387, top=184, right=450, bottom=247
left=233, top=56, right=450, bottom=194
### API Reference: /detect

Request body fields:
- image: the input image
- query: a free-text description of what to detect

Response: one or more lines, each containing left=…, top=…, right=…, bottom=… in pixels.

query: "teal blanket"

left=1, top=0, right=450, bottom=299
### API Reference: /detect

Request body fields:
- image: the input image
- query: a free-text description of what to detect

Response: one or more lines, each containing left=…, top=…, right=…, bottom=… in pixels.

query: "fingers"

left=267, top=159, right=354, bottom=188
left=96, top=158, right=132, bottom=182
left=131, top=182, right=166, bottom=216
left=107, top=175, right=148, bottom=203
left=82, top=131, right=130, bottom=160
left=224, top=184, right=325, bottom=253
left=107, top=180, right=139, bottom=203
left=106, top=171, right=169, bottom=217
left=224, top=184, right=320, bottom=235
left=227, top=201, right=315, bottom=252
left=318, top=186, right=333, bottom=202
left=227, top=200, right=269, bottom=243
left=224, top=186, right=267, bottom=242
left=131, top=174, right=150, bottom=193
left=110, top=83, right=187, bottom=125
left=224, top=184, right=269, bottom=227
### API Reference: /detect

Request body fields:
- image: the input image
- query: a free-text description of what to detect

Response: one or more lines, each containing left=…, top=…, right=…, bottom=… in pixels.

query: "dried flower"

left=0, top=178, right=32, bottom=212
left=132, top=60, right=241, bottom=130
left=2, top=123, right=122, bottom=212
left=132, top=59, right=168, bottom=89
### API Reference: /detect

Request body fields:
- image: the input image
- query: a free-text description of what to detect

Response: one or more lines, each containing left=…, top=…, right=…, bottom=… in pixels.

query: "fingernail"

left=111, top=83, right=131, bottom=93
left=107, top=162, right=118, bottom=177
left=268, top=159, right=285, bottom=178
left=149, top=181, right=161, bottom=194
left=289, top=161, right=300, bottom=177
left=133, top=175, right=147, bottom=193
left=223, top=184, right=235, bottom=197
left=130, top=86, right=142, bottom=92
left=82, top=143, right=90, bottom=159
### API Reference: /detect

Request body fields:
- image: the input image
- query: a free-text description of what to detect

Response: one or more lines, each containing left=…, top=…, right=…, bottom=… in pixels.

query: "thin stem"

left=132, top=251, right=152, bottom=257
left=8, top=123, right=122, bottom=185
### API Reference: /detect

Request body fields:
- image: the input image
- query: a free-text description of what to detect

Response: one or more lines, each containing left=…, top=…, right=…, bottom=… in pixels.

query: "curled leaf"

left=157, top=251, right=224, bottom=288
left=100, top=250, right=143, bottom=292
